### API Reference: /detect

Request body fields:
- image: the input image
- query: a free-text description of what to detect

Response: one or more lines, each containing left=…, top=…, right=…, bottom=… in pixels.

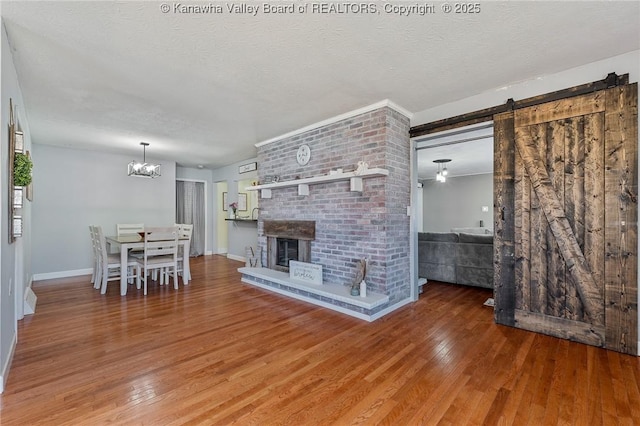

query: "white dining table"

left=106, top=235, right=191, bottom=296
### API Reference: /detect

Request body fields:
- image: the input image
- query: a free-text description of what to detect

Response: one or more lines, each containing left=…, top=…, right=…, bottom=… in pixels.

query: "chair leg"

left=94, top=264, right=102, bottom=290
left=136, top=266, right=142, bottom=289
left=174, top=265, right=179, bottom=290
left=100, top=266, right=109, bottom=295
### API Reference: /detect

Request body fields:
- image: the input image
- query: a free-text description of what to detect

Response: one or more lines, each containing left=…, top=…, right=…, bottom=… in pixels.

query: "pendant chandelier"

left=433, top=159, right=451, bottom=183
left=128, top=142, right=161, bottom=178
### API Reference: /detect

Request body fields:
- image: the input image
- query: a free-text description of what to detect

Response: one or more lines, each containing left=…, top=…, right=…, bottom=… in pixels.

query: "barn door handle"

left=501, top=207, right=506, bottom=221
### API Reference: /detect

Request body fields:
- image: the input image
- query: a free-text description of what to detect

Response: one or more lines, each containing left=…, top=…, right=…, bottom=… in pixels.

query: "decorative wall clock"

left=296, top=144, right=311, bottom=166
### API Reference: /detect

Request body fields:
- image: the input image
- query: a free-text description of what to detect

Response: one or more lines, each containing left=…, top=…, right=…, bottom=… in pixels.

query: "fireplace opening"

left=277, top=238, right=299, bottom=268
left=264, top=220, right=315, bottom=272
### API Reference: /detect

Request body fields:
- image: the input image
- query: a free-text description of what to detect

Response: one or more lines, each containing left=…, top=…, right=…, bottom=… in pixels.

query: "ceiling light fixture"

left=128, top=142, right=161, bottom=178
left=433, top=159, right=451, bottom=183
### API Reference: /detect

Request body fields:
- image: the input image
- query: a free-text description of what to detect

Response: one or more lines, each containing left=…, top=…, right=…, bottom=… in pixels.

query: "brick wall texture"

left=256, top=106, right=411, bottom=303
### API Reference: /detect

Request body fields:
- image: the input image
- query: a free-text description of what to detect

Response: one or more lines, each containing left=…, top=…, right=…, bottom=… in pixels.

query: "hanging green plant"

left=14, top=152, right=33, bottom=187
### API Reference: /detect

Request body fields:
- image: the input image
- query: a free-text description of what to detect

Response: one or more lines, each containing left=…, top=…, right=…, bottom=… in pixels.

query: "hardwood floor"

left=1, top=255, right=639, bottom=425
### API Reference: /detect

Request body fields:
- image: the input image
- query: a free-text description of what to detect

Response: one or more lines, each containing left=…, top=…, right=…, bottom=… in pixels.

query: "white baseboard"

left=217, top=247, right=228, bottom=254
left=32, top=268, right=93, bottom=282
left=226, top=254, right=246, bottom=262
left=0, top=331, right=17, bottom=393
left=24, top=287, right=37, bottom=315
left=205, top=250, right=213, bottom=256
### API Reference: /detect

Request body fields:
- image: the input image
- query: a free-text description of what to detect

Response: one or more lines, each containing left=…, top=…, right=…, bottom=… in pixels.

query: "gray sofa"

left=418, top=232, right=494, bottom=289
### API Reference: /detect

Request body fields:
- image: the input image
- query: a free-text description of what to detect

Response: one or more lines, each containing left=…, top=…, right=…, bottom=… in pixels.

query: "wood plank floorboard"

left=1, top=255, right=639, bottom=425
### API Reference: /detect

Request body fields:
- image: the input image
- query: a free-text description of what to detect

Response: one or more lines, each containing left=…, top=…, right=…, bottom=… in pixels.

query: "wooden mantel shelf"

left=245, top=168, right=389, bottom=199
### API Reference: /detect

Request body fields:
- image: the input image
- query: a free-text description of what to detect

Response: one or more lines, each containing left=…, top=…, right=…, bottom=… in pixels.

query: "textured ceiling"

left=1, top=1, right=639, bottom=170
left=416, top=123, right=494, bottom=180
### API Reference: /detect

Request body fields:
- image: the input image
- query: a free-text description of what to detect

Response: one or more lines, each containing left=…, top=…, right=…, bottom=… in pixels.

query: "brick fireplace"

left=240, top=101, right=412, bottom=320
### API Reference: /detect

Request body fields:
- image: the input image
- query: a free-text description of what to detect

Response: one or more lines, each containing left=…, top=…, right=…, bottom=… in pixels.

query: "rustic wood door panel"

left=494, top=84, right=638, bottom=354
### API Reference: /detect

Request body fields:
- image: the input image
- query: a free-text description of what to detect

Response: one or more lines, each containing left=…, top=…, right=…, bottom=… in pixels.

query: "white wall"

left=422, top=173, right=493, bottom=233
left=1, top=19, right=32, bottom=392
left=31, top=145, right=176, bottom=278
left=215, top=181, right=228, bottom=254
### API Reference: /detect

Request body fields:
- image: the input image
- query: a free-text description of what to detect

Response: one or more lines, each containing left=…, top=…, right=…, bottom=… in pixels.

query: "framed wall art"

left=13, top=186, right=23, bottom=208
left=7, top=99, right=16, bottom=243
left=238, top=193, right=247, bottom=211
left=238, top=161, right=257, bottom=174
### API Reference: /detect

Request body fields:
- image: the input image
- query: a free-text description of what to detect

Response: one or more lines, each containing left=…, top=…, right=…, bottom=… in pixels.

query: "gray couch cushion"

left=418, top=232, right=458, bottom=284
left=456, top=233, right=494, bottom=288
left=457, top=266, right=494, bottom=289
left=418, top=231, right=494, bottom=288
left=420, top=263, right=456, bottom=283
left=419, top=232, right=459, bottom=243
left=458, top=232, right=493, bottom=244
left=456, top=242, right=493, bottom=268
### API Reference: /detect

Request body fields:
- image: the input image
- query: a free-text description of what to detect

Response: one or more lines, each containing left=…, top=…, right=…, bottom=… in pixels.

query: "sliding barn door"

left=494, top=84, right=638, bottom=354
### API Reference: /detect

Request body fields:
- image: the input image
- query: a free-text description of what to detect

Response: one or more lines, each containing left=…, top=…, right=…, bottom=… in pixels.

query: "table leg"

left=120, top=246, right=128, bottom=296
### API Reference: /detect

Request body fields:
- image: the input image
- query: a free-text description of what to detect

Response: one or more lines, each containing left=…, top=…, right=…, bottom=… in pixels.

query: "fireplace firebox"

left=277, top=238, right=299, bottom=268
left=264, top=220, right=315, bottom=272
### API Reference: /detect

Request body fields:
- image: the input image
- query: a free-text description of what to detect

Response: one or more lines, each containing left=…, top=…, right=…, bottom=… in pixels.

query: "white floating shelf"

left=245, top=168, right=389, bottom=199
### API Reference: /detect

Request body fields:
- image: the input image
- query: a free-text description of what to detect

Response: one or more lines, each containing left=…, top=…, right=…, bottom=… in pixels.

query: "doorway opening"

left=176, top=179, right=208, bottom=256
left=414, top=123, right=495, bottom=293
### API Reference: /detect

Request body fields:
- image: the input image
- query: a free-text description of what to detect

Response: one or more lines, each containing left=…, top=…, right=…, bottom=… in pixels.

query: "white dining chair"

left=135, top=226, right=179, bottom=295
left=89, top=225, right=101, bottom=289
left=178, top=223, right=194, bottom=240
left=116, top=223, right=145, bottom=258
left=95, top=225, right=139, bottom=295
left=172, top=223, right=193, bottom=281
left=116, top=223, right=145, bottom=236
